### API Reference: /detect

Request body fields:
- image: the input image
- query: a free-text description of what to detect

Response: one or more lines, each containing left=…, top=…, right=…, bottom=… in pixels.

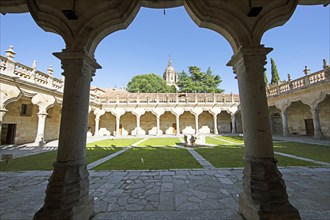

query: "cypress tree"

left=264, top=71, right=269, bottom=86
left=270, top=58, right=280, bottom=84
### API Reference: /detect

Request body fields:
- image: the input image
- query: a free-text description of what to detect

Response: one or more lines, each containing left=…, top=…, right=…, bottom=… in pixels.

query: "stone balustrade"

left=0, top=55, right=64, bottom=92
left=99, top=92, right=240, bottom=104
left=267, top=70, right=327, bottom=97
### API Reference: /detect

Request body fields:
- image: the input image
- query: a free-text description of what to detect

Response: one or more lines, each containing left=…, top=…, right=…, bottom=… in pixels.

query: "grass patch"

left=137, top=138, right=182, bottom=147
left=216, top=136, right=244, bottom=144
left=273, top=142, right=330, bottom=163
left=93, top=147, right=202, bottom=170
left=0, top=147, right=121, bottom=171
left=195, top=144, right=321, bottom=168
left=275, top=154, right=320, bottom=167
left=87, top=138, right=143, bottom=147
left=195, top=145, right=245, bottom=168
left=206, top=137, right=233, bottom=145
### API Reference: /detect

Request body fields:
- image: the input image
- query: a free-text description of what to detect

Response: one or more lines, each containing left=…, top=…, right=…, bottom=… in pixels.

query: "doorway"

left=305, top=119, right=314, bottom=136
left=1, top=124, right=16, bottom=144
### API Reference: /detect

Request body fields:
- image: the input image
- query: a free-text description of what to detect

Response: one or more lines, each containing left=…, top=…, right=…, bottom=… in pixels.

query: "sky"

left=0, top=5, right=329, bottom=94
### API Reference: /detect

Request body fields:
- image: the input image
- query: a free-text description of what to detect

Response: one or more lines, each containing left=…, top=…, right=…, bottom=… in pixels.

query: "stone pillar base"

left=34, top=160, right=94, bottom=220
left=239, top=156, right=301, bottom=220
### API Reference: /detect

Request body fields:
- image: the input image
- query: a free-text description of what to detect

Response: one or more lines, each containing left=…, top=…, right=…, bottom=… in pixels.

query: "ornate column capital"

left=54, top=49, right=101, bottom=81
left=93, top=108, right=105, bottom=120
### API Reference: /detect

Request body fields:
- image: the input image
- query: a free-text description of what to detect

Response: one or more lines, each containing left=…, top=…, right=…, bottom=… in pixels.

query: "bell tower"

left=163, top=56, right=178, bottom=86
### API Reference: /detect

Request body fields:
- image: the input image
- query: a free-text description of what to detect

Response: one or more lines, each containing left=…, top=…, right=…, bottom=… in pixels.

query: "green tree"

left=126, top=73, right=175, bottom=93
left=177, top=66, right=224, bottom=93
left=264, top=71, right=269, bottom=85
left=270, top=58, right=280, bottom=84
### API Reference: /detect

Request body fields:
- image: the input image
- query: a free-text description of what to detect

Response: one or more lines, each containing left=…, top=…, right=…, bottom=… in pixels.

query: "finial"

left=323, top=59, right=329, bottom=69
left=168, top=55, right=172, bottom=67
left=32, top=60, right=37, bottom=70
left=47, top=65, right=53, bottom=75
left=303, top=66, right=310, bottom=75
left=5, top=46, right=16, bottom=60
left=287, top=74, right=291, bottom=81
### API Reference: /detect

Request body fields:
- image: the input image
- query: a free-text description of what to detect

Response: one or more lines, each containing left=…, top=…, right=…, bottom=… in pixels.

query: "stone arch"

left=269, top=105, right=282, bottom=134
left=160, top=111, right=176, bottom=135
left=286, top=100, right=313, bottom=136
left=180, top=111, right=195, bottom=134
left=121, top=112, right=136, bottom=135
left=217, top=111, right=231, bottom=133
left=198, top=111, right=213, bottom=134
left=44, top=103, right=62, bottom=141
left=2, top=96, right=38, bottom=144
left=141, top=111, right=156, bottom=134
left=99, top=112, right=116, bottom=135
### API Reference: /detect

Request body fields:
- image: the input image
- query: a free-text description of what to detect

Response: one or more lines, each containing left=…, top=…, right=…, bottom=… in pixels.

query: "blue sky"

left=1, top=5, right=329, bottom=93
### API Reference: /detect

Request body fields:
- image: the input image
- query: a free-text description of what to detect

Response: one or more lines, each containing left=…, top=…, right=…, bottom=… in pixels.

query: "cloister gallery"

left=0, top=1, right=329, bottom=220
left=1, top=47, right=329, bottom=145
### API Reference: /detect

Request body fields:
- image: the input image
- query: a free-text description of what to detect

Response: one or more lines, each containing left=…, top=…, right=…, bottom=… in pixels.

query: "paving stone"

left=161, top=182, right=173, bottom=192
left=159, top=191, right=175, bottom=210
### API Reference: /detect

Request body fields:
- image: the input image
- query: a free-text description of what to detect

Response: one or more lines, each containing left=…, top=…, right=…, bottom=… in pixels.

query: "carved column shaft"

left=34, top=49, right=100, bottom=220
left=228, top=45, right=300, bottom=220
left=281, top=110, right=289, bottom=136
left=311, top=107, right=323, bottom=139
left=156, top=116, right=160, bottom=136
left=176, top=116, right=180, bottom=135
left=116, top=117, right=120, bottom=136
left=231, top=115, right=236, bottom=134
left=35, top=112, right=48, bottom=145
left=213, top=114, right=218, bottom=134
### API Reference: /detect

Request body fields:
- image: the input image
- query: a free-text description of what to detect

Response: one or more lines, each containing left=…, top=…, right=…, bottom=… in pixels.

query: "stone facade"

left=1, top=48, right=330, bottom=145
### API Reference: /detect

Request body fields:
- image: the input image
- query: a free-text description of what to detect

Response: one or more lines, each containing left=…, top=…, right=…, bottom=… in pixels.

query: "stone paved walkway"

left=0, top=167, right=329, bottom=220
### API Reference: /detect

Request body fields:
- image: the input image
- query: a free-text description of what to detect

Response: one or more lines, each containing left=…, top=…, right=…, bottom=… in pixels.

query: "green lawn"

left=196, top=145, right=321, bottom=168
left=206, top=137, right=235, bottom=145
left=0, top=147, right=121, bottom=171
left=93, top=147, right=202, bottom=170
left=87, top=138, right=143, bottom=147
left=137, top=138, right=182, bottom=147
left=273, top=142, right=330, bottom=163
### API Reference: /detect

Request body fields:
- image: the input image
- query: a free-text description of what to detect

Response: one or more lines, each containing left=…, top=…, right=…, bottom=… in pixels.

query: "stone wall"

left=141, top=112, right=156, bottom=134
left=3, top=98, right=38, bottom=144
left=287, top=101, right=312, bottom=135
left=44, top=104, right=61, bottom=141
left=121, top=112, right=136, bottom=135
left=199, top=111, right=213, bottom=132
left=217, top=112, right=231, bottom=133
left=160, top=111, right=176, bottom=134
left=99, top=112, right=116, bottom=134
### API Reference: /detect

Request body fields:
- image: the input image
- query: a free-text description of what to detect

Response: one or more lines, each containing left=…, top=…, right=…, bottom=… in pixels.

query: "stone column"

left=111, top=109, right=125, bottom=137
left=231, top=114, right=236, bottom=134
left=209, top=107, right=221, bottom=135
left=311, top=106, right=323, bottom=139
left=213, top=114, right=218, bottom=134
left=191, top=108, right=203, bottom=134
left=171, top=108, right=184, bottom=136
left=227, top=44, right=300, bottom=220
left=281, top=109, right=289, bottom=136
left=132, top=109, right=145, bottom=136
left=93, top=108, right=105, bottom=136
left=34, top=110, right=48, bottom=145
left=136, top=115, right=141, bottom=136
left=34, top=49, right=101, bottom=220
left=116, top=117, right=120, bottom=136
left=152, top=108, right=165, bottom=136
left=156, top=116, right=161, bottom=135
left=176, top=116, right=180, bottom=135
